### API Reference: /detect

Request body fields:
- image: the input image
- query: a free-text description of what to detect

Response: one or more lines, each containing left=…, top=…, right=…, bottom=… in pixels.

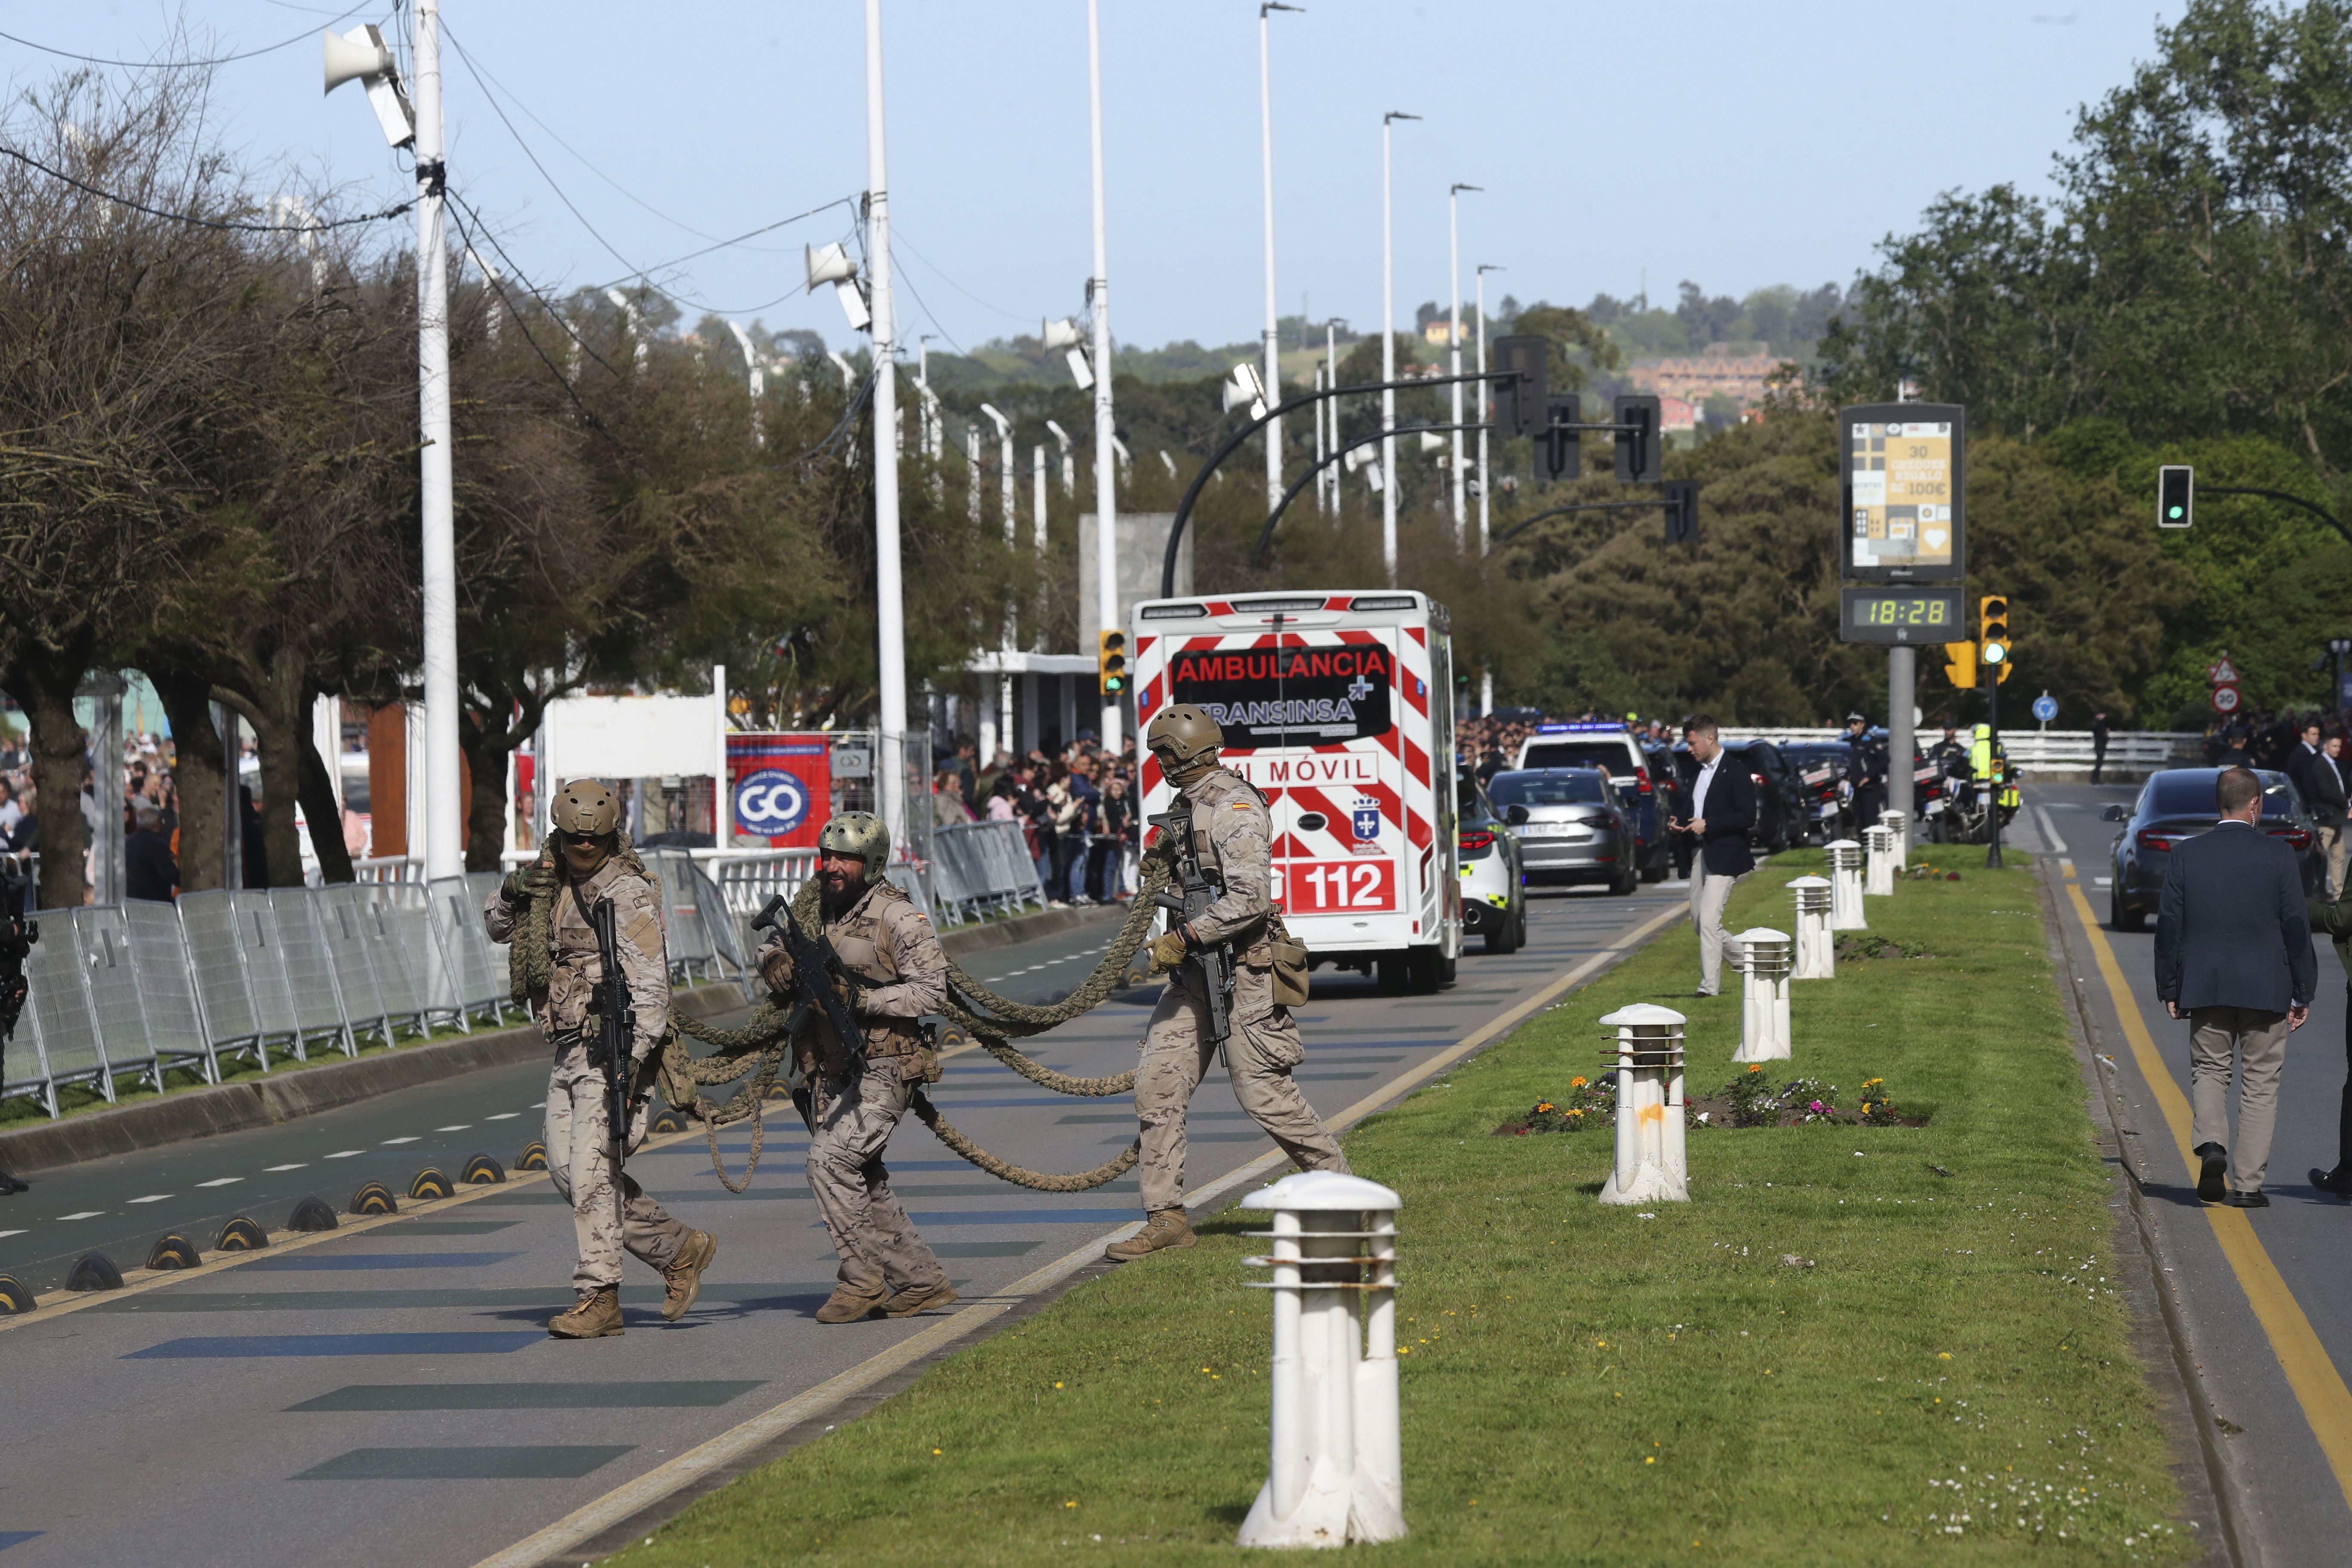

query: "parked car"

left=1486, top=767, right=1641, bottom=895
left=2103, top=767, right=2320, bottom=931
left=1455, top=771, right=1528, bottom=952
left=1514, top=722, right=1670, bottom=880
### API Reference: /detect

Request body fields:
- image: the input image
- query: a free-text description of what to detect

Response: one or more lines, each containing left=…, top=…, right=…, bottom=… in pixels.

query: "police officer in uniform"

left=484, top=779, right=717, bottom=1338
left=1108, top=705, right=1350, bottom=1261
left=759, top=812, right=957, bottom=1324
left=1843, top=712, right=1888, bottom=834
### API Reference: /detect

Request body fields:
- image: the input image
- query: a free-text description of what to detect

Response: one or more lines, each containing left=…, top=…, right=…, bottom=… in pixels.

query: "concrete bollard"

left=1863, top=825, right=1895, bottom=897
left=1825, top=839, right=1866, bottom=930
left=1788, top=876, right=1834, bottom=980
left=1238, top=1171, right=1406, bottom=1549
left=1731, top=927, right=1793, bottom=1063
left=1597, top=1004, right=1688, bottom=1206
left=1881, top=808, right=1910, bottom=867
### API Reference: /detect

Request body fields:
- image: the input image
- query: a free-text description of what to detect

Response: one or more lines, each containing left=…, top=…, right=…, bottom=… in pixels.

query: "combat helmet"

left=817, top=811, right=891, bottom=882
left=550, top=779, right=622, bottom=876
left=1147, top=704, right=1224, bottom=785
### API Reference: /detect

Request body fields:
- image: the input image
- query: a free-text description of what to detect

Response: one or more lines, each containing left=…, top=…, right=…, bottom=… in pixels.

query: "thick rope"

left=911, top=1092, right=1141, bottom=1192
left=646, top=851, right=1176, bottom=1191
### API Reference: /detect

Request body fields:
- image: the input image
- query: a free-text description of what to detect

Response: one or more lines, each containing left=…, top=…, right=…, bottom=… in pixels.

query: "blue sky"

left=10, top=1, right=2182, bottom=353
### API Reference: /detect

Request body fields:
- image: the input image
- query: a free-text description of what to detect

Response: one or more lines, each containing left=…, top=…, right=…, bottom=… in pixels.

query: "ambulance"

left=1131, top=590, right=1461, bottom=992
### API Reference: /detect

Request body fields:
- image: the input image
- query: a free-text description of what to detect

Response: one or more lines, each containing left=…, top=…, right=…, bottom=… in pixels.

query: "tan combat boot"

left=548, top=1285, right=624, bottom=1338
left=662, top=1230, right=718, bottom=1322
left=1105, top=1208, right=1195, bottom=1261
left=883, top=1281, right=959, bottom=1319
left=815, top=1285, right=887, bottom=1324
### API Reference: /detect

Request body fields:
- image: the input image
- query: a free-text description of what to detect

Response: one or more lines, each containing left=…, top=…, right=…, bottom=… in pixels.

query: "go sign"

left=735, top=768, right=813, bottom=836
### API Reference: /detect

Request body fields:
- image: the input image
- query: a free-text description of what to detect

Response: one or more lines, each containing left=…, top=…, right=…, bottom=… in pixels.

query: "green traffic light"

left=1983, top=642, right=2007, bottom=664
left=2168, top=505, right=2184, bottom=519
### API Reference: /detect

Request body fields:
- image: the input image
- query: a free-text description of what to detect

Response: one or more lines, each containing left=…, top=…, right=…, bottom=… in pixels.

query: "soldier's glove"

left=831, top=969, right=863, bottom=1016
left=760, top=949, right=796, bottom=996
left=503, top=860, right=557, bottom=904
left=1147, top=930, right=1191, bottom=976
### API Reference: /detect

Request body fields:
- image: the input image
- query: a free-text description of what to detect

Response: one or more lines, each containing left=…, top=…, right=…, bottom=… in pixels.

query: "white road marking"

left=530, top=1101, right=547, bottom=1109
left=126, top=1194, right=174, bottom=1204
left=485, top=1112, right=521, bottom=1121
left=55, top=1211, right=103, bottom=1221
left=196, top=1177, right=242, bottom=1188
left=0, top=1230, right=22, bottom=1240
left=323, top=1150, right=364, bottom=1159
left=382, top=1136, right=421, bottom=1145
left=435, top=1124, right=471, bottom=1132
left=2093, top=877, right=2112, bottom=887
left=265, top=1164, right=307, bottom=1172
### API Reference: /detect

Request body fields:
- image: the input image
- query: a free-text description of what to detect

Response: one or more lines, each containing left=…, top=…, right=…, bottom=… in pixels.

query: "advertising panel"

left=726, top=732, right=830, bottom=848
left=1840, top=403, right=1966, bottom=582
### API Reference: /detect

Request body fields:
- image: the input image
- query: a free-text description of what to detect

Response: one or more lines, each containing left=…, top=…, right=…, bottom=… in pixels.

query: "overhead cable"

left=0, top=140, right=411, bottom=232
left=0, top=12, right=364, bottom=69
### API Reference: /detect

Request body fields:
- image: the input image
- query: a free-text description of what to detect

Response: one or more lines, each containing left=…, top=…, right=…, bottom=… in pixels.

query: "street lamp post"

left=1380, top=111, right=1419, bottom=585
left=1447, top=183, right=1480, bottom=547
left=410, top=0, right=460, bottom=878
left=1087, top=0, right=1121, bottom=751
left=1259, top=3, right=1301, bottom=514
left=1475, top=262, right=1501, bottom=715
left=864, top=0, right=909, bottom=850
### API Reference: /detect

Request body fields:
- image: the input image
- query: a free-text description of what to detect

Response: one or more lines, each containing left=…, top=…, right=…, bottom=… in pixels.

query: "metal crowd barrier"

left=926, top=820, right=1048, bottom=925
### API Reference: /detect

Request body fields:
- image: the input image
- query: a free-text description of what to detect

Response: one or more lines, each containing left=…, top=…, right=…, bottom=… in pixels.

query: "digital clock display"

left=1840, top=588, right=1964, bottom=644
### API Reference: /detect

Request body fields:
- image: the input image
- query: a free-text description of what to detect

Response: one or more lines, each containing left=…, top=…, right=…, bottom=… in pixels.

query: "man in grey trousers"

left=2154, top=766, right=2317, bottom=1207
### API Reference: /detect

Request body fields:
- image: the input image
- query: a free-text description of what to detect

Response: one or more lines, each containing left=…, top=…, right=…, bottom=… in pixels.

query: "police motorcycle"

left=1929, top=746, right=2024, bottom=845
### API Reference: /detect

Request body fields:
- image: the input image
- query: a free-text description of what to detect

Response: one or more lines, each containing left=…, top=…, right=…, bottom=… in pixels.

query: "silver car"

left=1488, top=767, right=1640, bottom=896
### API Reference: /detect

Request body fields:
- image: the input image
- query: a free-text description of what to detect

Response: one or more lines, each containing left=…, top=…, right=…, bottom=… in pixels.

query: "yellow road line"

left=2061, top=873, right=2352, bottom=1513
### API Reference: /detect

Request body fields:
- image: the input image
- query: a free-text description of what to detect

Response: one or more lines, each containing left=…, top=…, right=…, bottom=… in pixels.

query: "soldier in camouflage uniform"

left=1108, top=705, right=1349, bottom=1261
left=484, top=779, right=718, bottom=1338
left=759, top=811, right=956, bottom=1324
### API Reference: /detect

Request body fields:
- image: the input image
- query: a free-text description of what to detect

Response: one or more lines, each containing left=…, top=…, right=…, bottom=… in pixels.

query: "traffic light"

left=1489, top=335, right=1548, bottom=438
left=1096, top=629, right=1128, bottom=697
left=2158, top=464, right=2194, bottom=528
left=1978, top=594, right=2013, bottom=686
left=1942, top=640, right=1978, bottom=689
left=1614, top=395, right=1661, bottom=483
left=1537, top=395, right=1581, bottom=484
left=1662, top=479, right=1698, bottom=546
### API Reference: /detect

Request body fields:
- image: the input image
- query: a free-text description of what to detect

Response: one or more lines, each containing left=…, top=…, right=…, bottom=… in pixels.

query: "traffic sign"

left=2211, top=683, right=2242, bottom=715
left=2208, top=655, right=2240, bottom=686
left=2031, top=695, right=2058, bottom=723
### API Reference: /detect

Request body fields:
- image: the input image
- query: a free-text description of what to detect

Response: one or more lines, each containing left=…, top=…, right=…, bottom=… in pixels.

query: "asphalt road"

left=0, top=880, right=1685, bottom=1568
left=2036, top=782, right=2352, bottom=1567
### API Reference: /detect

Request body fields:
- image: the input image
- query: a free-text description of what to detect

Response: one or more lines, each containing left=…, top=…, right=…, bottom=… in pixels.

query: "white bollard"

left=1731, top=927, right=1793, bottom=1063
left=1238, top=1171, right=1406, bottom=1549
left=1881, top=808, right=1910, bottom=868
left=1597, top=1004, right=1688, bottom=1206
left=1788, top=876, right=1834, bottom=980
left=1863, top=825, right=1895, bottom=897
left=1825, top=839, right=1867, bottom=930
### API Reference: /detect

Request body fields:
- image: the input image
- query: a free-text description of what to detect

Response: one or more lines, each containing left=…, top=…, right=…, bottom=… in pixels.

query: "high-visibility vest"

left=1970, top=738, right=1994, bottom=781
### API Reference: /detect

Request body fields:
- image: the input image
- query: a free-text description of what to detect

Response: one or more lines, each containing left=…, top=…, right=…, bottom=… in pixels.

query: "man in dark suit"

left=1667, top=714, right=1755, bottom=998
left=2154, top=766, right=2316, bottom=1207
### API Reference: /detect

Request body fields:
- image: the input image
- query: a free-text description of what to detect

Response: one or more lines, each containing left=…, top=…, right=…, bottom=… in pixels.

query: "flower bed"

left=1497, top=1066, right=1924, bottom=1133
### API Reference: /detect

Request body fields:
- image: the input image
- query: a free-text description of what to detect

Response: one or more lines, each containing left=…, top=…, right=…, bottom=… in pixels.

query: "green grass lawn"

left=618, top=854, right=2191, bottom=1566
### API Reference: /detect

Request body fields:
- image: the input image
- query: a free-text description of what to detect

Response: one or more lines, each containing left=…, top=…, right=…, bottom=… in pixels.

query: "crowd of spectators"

left=0, top=725, right=198, bottom=913
left=928, top=733, right=1141, bottom=907
left=1454, top=710, right=1682, bottom=780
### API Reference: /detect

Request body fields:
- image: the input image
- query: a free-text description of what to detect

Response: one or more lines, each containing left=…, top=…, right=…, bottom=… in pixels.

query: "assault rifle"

left=750, top=895, right=868, bottom=1129
left=587, top=898, right=635, bottom=1234
left=1148, top=805, right=1234, bottom=1061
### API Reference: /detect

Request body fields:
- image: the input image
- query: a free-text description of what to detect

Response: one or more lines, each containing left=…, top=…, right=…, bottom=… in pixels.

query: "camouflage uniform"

left=484, top=858, right=690, bottom=1292
left=1135, top=765, right=1349, bottom=1214
left=758, top=879, right=951, bottom=1303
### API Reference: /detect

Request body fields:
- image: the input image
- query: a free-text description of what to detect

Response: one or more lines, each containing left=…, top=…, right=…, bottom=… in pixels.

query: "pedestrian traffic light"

left=1614, top=395, right=1662, bottom=483
left=1978, top=594, right=2012, bottom=686
left=1538, top=395, right=1581, bottom=483
left=1489, top=335, right=1548, bottom=438
left=1662, top=478, right=1698, bottom=546
left=2158, top=464, right=2194, bottom=528
left=1096, top=630, right=1128, bottom=697
left=1942, top=640, right=1978, bottom=689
